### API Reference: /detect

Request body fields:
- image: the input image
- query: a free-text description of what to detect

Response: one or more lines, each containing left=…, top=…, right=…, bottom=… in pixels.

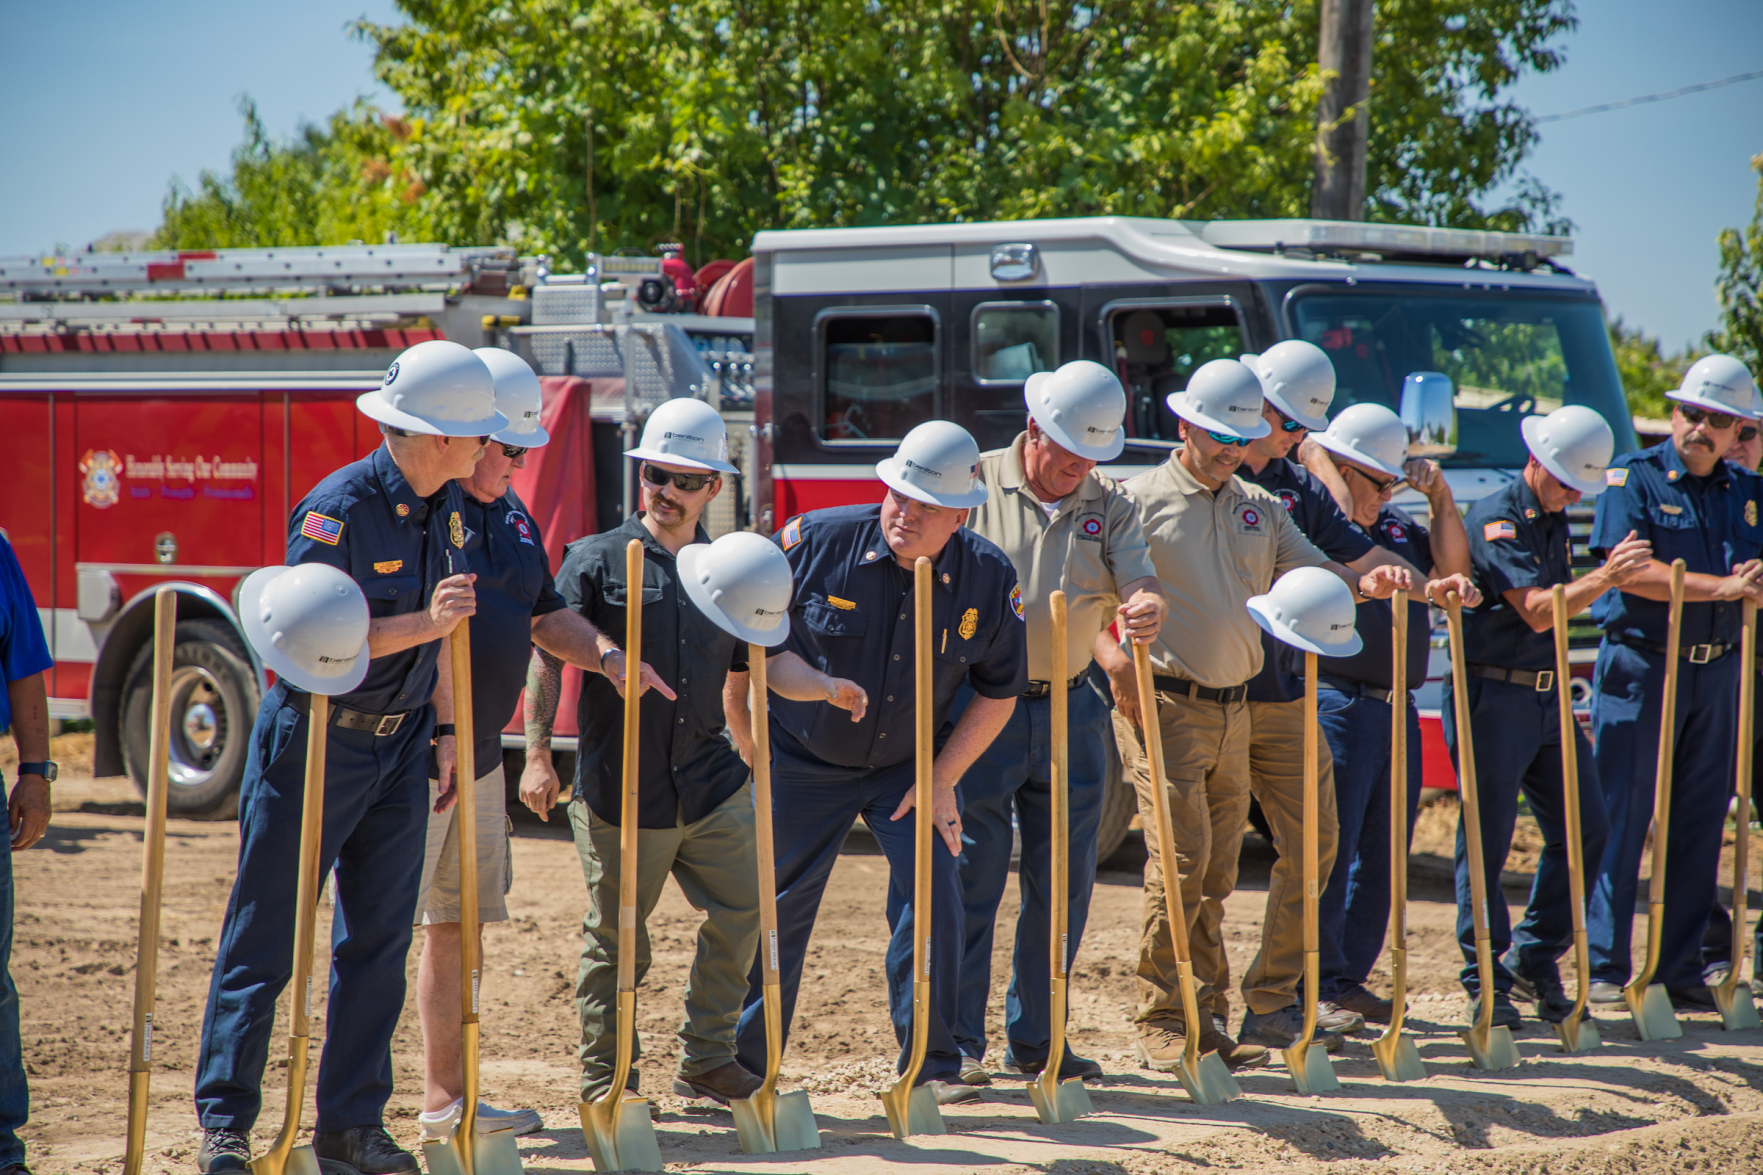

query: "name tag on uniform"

left=1659, top=504, right=1683, bottom=515
left=373, top=560, right=404, bottom=574
left=827, top=596, right=857, bottom=611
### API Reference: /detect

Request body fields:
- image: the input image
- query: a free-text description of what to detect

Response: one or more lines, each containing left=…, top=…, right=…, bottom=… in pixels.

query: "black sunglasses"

left=641, top=462, right=718, bottom=493
left=1346, top=463, right=1402, bottom=494
left=498, top=443, right=529, bottom=460
left=1741, top=425, right=1760, bottom=443
left=1679, top=404, right=1739, bottom=431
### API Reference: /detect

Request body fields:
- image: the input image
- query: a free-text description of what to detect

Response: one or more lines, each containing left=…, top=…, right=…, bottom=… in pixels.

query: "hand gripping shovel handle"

left=1626, top=560, right=1685, bottom=1040
left=124, top=590, right=176, bottom=1175
left=253, top=690, right=330, bottom=1175
left=1549, top=586, right=1599, bottom=1048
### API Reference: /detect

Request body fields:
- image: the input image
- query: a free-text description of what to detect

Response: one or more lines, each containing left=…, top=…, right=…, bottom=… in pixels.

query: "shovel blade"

left=879, top=1082, right=945, bottom=1139
left=729, top=1094, right=775, bottom=1155
left=579, top=1097, right=662, bottom=1173
left=474, top=1127, right=525, bottom=1175
left=1282, top=1042, right=1340, bottom=1094
left=731, top=1090, right=821, bottom=1155
left=1624, top=982, right=1682, bottom=1041
left=420, top=1137, right=468, bottom=1175
left=1370, top=1031, right=1427, bottom=1082
left=1715, top=985, right=1762, bottom=1031
left=1554, top=1013, right=1602, bottom=1053
left=1027, top=1076, right=1094, bottom=1124
left=250, top=1145, right=321, bottom=1175
left=1462, top=1023, right=1522, bottom=1071
left=1176, top=1050, right=1243, bottom=1105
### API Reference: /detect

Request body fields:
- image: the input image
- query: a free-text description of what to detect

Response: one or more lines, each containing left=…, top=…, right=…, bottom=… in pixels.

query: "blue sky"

left=1, top=0, right=1757, bottom=351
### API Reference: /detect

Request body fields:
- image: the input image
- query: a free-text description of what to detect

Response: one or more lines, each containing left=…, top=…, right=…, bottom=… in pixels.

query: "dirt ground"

left=13, top=741, right=1763, bottom=1175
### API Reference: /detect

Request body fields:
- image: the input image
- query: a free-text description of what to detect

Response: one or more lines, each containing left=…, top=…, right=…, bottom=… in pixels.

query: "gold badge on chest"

left=449, top=511, right=465, bottom=548
left=1748, top=499, right=1759, bottom=528
left=959, top=608, right=978, bottom=641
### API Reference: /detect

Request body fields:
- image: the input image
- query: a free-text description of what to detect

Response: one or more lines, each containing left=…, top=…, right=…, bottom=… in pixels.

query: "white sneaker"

left=418, top=1099, right=545, bottom=1140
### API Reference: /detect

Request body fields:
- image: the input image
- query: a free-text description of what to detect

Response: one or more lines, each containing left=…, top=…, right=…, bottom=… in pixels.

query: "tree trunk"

left=1312, top=0, right=1375, bottom=221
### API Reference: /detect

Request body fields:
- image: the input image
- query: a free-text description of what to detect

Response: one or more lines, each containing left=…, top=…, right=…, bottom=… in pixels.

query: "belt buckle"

left=1689, top=644, right=1713, bottom=664
left=374, top=713, right=405, bottom=736
left=1534, top=670, right=1554, bottom=692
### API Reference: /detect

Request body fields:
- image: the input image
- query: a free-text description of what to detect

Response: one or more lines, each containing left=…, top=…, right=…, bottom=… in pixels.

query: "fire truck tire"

left=120, top=619, right=260, bottom=821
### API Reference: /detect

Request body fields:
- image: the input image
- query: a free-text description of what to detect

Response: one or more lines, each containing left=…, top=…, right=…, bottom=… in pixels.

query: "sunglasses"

left=1270, top=406, right=1307, bottom=434
left=1346, top=463, right=1402, bottom=494
left=498, top=443, right=530, bottom=460
left=1680, top=404, right=1739, bottom=431
left=1205, top=430, right=1253, bottom=448
left=1741, top=425, right=1760, bottom=443
left=641, top=462, right=718, bottom=493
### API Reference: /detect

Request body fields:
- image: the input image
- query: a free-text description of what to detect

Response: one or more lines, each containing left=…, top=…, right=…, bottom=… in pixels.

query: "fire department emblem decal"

left=1241, top=507, right=1261, bottom=528
left=507, top=509, right=536, bottom=546
left=1384, top=520, right=1406, bottom=543
left=79, top=449, right=122, bottom=509
left=1079, top=515, right=1103, bottom=539
left=959, top=608, right=978, bottom=641
left=396, top=503, right=411, bottom=518
left=383, top=361, right=400, bottom=387
left=1277, top=489, right=1298, bottom=513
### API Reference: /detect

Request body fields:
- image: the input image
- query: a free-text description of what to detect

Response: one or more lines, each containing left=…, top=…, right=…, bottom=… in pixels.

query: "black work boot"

left=196, top=1127, right=251, bottom=1173
left=312, top=1125, right=419, bottom=1175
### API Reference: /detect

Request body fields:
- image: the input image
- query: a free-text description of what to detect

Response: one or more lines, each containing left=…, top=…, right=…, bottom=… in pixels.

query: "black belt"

left=1608, top=633, right=1733, bottom=664
left=1468, top=663, right=1557, bottom=692
left=1153, top=675, right=1248, bottom=705
left=285, top=689, right=411, bottom=736
left=1318, top=675, right=1394, bottom=704
left=1023, top=672, right=1088, bottom=699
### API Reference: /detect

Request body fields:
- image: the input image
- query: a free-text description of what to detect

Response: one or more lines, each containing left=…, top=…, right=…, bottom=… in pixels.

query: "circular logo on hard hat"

left=79, top=449, right=123, bottom=509
left=383, top=361, right=400, bottom=387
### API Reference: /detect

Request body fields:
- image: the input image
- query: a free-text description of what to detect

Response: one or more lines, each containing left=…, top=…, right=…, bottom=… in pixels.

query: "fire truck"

left=3, top=216, right=1630, bottom=861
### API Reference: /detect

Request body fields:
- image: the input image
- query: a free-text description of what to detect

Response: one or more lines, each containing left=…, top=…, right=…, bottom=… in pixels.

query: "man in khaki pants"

left=1098, top=358, right=1403, bottom=1073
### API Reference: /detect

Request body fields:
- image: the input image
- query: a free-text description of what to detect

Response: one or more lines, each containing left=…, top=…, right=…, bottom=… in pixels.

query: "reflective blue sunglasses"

left=1206, top=430, right=1252, bottom=447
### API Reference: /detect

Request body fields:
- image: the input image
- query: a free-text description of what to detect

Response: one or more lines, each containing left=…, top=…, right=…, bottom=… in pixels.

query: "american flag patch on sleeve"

left=1483, top=520, right=1516, bottom=542
left=301, top=511, right=345, bottom=545
left=781, top=516, right=803, bottom=550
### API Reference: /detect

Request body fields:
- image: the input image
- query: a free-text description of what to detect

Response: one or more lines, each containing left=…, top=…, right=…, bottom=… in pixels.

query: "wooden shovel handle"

left=1131, top=641, right=1192, bottom=962
left=618, top=539, right=644, bottom=992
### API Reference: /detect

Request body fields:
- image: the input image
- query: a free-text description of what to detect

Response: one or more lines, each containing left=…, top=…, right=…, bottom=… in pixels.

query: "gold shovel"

left=1444, top=591, right=1522, bottom=1071
left=1282, top=653, right=1341, bottom=1094
left=1550, top=585, right=1602, bottom=1053
left=731, top=643, right=823, bottom=1153
left=1715, top=598, right=1760, bottom=1031
left=1625, top=559, right=1686, bottom=1041
left=123, top=590, right=176, bottom=1175
left=1370, top=602, right=1426, bottom=1082
left=1028, top=591, right=1094, bottom=1124
left=424, top=620, right=524, bottom=1175
left=1129, top=640, right=1242, bottom=1105
left=878, top=556, right=948, bottom=1138
left=579, top=539, right=664, bottom=1172
left=250, top=696, right=331, bottom=1175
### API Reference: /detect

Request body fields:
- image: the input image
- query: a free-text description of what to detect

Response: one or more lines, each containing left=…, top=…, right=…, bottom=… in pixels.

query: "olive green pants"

left=570, top=784, right=760, bottom=1102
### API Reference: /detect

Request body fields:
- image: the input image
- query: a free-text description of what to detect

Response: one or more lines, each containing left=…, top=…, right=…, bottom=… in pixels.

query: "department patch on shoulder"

left=1606, top=468, right=1628, bottom=487
left=781, top=516, right=804, bottom=550
left=1010, top=583, right=1025, bottom=620
left=1484, top=520, right=1517, bottom=541
left=300, top=511, right=344, bottom=546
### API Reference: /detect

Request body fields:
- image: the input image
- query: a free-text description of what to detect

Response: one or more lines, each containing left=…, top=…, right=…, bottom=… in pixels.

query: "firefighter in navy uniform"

left=1585, top=354, right=1763, bottom=1011
left=193, top=341, right=503, bottom=1175
left=731, top=421, right=1028, bottom=1106
left=1452, top=407, right=1646, bottom=1026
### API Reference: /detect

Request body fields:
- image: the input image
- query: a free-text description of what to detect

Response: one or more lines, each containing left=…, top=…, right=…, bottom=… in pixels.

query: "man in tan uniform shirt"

left=1097, top=358, right=1406, bottom=1073
left=956, top=361, right=1165, bottom=1085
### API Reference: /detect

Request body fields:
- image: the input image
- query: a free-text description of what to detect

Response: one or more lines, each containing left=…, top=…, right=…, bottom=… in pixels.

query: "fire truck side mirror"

left=1400, top=371, right=1459, bottom=458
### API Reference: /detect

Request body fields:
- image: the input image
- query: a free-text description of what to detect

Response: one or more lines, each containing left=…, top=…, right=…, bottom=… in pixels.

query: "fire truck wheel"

left=120, top=619, right=261, bottom=821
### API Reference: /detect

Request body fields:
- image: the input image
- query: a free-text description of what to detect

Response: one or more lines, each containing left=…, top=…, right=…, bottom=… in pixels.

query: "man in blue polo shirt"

left=1586, top=354, right=1763, bottom=1011
left=1453, top=406, right=1648, bottom=1027
left=732, top=421, right=1027, bottom=1105
left=0, top=533, right=52, bottom=1175
left=194, top=340, right=500, bottom=1175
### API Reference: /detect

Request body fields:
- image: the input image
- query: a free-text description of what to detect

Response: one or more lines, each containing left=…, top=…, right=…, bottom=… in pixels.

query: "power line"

left=1537, top=69, right=1763, bottom=123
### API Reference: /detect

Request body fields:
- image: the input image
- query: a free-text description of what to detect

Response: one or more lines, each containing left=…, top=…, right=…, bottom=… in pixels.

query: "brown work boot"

left=1132, top=1023, right=1189, bottom=1072
left=1334, top=983, right=1393, bottom=1024
left=1200, top=1026, right=1270, bottom=1071
left=672, top=1060, right=763, bottom=1104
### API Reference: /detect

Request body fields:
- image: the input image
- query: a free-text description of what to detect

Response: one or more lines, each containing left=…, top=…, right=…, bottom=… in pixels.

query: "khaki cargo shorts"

left=416, top=763, right=512, bottom=925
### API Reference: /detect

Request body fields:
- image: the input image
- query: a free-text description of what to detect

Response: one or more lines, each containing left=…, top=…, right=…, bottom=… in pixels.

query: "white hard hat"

left=875, top=420, right=989, bottom=509
left=679, top=531, right=794, bottom=647
left=239, top=564, right=371, bottom=695
left=1023, top=360, right=1127, bottom=461
left=1241, top=341, right=1336, bottom=431
left=1310, top=402, right=1408, bottom=479
left=625, top=397, right=739, bottom=473
left=356, top=340, right=508, bottom=437
left=1164, top=358, right=1272, bottom=440
left=1520, top=406, right=1615, bottom=496
left=1668, top=353, right=1760, bottom=419
left=1246, top=565, right=1364, bottom=657
left=474, top=347, right=549, bottom=446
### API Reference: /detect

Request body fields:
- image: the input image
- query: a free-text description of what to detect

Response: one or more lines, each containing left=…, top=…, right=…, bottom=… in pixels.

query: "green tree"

left=1609, top=316, right=1701, bottom=421
left=1706, top=153, right=1763, bottom=376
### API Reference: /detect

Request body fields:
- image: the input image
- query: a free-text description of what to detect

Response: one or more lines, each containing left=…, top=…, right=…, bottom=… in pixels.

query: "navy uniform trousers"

left=1587, top=641, right=1738, bottom=991
left=951, top=679, right=1107, bottom=1066
left=1443, top=676, right=1608, bottom=994
left=194, top=684, right=433, bottom=1130
left=735, top=737, right=964, bottom=1085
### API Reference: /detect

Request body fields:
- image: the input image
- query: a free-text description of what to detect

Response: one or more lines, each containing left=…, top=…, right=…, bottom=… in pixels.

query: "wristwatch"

left=432, top=724, right=457, bottom=740
left=16, top=762, right=56, bottom=784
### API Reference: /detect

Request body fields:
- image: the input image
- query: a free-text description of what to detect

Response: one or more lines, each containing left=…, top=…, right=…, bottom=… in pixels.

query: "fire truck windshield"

left=1287, top=287, right=1637, bottom=468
